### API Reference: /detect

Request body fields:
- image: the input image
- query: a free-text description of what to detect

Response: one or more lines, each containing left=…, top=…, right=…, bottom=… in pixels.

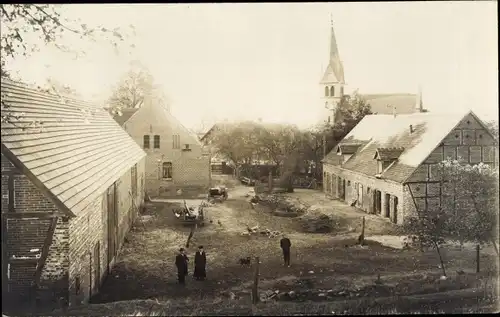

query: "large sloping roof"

left=362, top=93, right=421, bottom=115
left=325, top=111, right=472, bottom=183
left=1, top=79, right=146, bottom=216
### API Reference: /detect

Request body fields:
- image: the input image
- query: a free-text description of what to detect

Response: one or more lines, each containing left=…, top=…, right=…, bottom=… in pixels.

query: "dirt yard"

left=89, top=184, right=498, bottom=313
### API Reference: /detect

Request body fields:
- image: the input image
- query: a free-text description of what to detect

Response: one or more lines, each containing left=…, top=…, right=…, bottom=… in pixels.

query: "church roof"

left=361, top=93, right=422, bottom=115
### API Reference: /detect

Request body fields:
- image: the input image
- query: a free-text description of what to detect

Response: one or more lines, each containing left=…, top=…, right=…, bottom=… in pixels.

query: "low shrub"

left=299, top=212, right=334, bottom=233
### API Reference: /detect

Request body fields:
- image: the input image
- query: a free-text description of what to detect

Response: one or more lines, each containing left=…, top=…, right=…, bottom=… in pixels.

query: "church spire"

left=321, top=17, right=344, bottom=84
left=329, top=14, right=340, bottom=63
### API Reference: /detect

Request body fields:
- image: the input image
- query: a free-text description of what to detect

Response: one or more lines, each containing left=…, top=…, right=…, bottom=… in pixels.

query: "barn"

left=1, top=79, right=146, bottom=308
left=322, top=111, right=498, bottom=224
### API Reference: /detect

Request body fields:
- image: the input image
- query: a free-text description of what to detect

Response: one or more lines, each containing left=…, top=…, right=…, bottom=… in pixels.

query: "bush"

left=299, top=211, right=334, bottom=233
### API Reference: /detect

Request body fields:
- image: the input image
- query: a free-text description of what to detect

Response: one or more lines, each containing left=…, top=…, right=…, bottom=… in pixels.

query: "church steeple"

left=320, top=16, right=345, bottom=125
left=321, top=16, right=344, bottom=85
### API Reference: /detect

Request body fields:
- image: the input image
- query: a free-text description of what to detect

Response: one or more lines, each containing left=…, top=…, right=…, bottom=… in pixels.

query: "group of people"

left=175, top=245, right=207, bottom=284
left=174, top=236, right=292, bottom=285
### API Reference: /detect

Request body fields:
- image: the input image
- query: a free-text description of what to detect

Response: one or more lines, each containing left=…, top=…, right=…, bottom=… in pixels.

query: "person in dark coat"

left=175, top=248, right=189, bottom=284
left=193, top=245, right=207, bottom=280
left=280, top=235, right=291, bottom=267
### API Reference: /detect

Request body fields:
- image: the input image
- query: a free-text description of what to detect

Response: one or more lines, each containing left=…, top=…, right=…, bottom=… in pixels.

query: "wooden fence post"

left=476, top=244, right=480, bottom=273
left=252, top=256, right=260, bottom=304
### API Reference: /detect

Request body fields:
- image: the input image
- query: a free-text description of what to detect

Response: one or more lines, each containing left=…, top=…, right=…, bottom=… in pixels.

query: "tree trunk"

left=434, top=242, right=447, bottom=277
left=252, top=256, right=260, bottom=304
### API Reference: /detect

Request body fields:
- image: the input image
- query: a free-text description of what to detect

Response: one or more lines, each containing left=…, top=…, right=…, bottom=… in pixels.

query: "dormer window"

left=336, top=143, right=362, bottom=164
left=374, top=147, right=405, bottom=174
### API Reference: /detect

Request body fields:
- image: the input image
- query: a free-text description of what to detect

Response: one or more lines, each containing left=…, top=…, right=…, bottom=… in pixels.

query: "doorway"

left=340, top=179, right=346, bottom=200
left=373, top=190, right=382, bottom=214
left=384, top=194, right=390, bottom=218
left=106, top=183, right=117, bottom=273
left=393, top=197, right=399, bottom=224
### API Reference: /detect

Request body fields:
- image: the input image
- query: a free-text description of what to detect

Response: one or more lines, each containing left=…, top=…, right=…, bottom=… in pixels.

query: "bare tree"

left=1, top=4, right=135, bottom=126
left=256, top=124, right=305, bottom=177
left=209, top=121, right=262, bottom=176
left=1, top=4, right=134, bottom=78
left=108, top=61, right=154, bottom=110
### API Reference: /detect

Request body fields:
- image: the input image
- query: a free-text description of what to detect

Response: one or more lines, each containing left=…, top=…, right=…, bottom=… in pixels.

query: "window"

left=172, top=134, right=180, bottom=149
left=162, top=162, right=172, bottom=179
left=153, top=135, right=160, bottom=148
left=330, top=86, right=335, bottom=97
left=347, top=180, right=351, bottom=186
left=377, top=160, right=393, bottom=174
left=340, top=86, right=344, bottom=96
left=324, top=86, right=329, bottom=97
left=143, top=135, right=150, bottom=149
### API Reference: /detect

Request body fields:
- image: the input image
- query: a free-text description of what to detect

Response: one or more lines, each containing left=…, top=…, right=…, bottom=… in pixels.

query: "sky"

left=7, top=2, right=498, bottom=131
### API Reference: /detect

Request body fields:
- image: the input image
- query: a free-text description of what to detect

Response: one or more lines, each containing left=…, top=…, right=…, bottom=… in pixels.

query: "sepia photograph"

left=1, top=2, right=498, bottom=316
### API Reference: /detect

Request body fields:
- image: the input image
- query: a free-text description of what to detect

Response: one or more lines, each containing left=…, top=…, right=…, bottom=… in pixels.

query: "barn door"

left=107, top=183, right=117, bottom=272
left=91, top=242, right=100, bottom=295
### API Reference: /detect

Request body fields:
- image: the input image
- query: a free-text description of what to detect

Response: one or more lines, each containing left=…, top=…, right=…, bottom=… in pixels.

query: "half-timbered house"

left=322, top=111, right=498, bottom=224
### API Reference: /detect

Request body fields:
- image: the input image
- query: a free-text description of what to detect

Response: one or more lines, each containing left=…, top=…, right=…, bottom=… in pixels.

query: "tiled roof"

left=1, top=79, right=146, bottom=216
left=374, top=147, right=405, bottom=160
left=361, top=93, right=421, bottom=115
left=113, top=108, right=139, bottom=126
left=325, top=111, right=471, bottom=183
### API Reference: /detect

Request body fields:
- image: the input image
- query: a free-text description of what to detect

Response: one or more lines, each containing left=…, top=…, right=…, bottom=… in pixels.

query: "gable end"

left=1, top=145, right=75, bottom=217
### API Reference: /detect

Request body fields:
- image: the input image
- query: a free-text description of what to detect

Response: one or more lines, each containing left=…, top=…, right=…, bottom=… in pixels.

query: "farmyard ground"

left=77, top=184, right=498, bottom=315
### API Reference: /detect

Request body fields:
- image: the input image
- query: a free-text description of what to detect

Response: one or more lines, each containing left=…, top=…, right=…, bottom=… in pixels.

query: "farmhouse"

left=1, top=79, right=146, bottom=308
left=112, top=86, right=210, bottom=198
left=322, top=111, right=498, bottom=224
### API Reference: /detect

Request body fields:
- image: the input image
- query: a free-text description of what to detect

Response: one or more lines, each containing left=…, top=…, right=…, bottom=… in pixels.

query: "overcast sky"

left=8, top=2, right=498, bottom=131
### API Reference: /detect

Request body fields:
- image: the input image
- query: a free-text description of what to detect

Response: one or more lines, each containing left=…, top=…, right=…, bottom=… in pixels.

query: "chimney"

left=409, top=125, right=414, bottom=134
left=416, top=85, right=423, bottom=112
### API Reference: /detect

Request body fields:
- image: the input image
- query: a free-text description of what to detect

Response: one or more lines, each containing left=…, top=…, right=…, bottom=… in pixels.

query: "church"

left=319, top=20, right=426, bottom=125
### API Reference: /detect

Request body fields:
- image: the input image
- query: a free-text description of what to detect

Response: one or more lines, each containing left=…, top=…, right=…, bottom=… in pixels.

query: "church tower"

left=320, top=17, right=345, bottom=125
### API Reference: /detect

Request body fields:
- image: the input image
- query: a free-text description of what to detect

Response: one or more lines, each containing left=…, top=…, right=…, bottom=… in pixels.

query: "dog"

left=238, top=256, right=251, bottom=266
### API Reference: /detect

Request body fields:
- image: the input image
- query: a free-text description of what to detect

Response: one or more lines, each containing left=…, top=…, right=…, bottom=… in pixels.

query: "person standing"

left=280, top=235, right=291, bottom=267
left=175, top=248, right=189, bottom=285
left=193, top=245, right=207, bottom=281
